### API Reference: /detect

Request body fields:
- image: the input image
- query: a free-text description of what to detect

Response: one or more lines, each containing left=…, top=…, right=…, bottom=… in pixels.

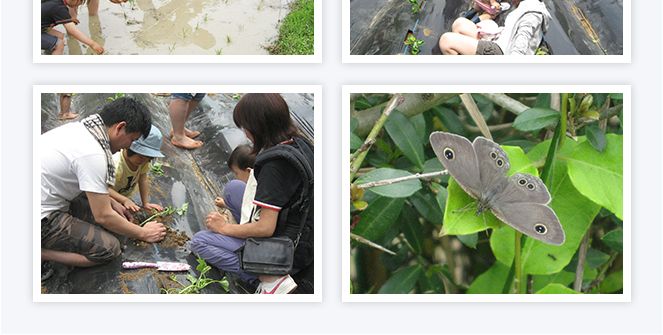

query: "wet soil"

left=53, top=0, right=294, bottom=55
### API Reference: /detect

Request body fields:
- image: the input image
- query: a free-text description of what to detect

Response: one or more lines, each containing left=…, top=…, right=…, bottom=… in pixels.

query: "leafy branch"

left=162, top=255, right=229, bottom=294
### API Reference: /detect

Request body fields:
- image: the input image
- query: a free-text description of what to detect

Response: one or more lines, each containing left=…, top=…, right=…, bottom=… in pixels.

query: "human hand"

left=214, top=197, right=226, bottom=208
left=123, top=199, right=141, bottom=212
left=92, top=43, right=104, bottom=54
left=112, top=199, right=133, bottom=221
left=72, top=18, right=80, bottom=25
left=141, top=221, right=167, bottom=242
left=205, top=212, right=228, bottom=234
left=144, top=203, right=164, bottom=212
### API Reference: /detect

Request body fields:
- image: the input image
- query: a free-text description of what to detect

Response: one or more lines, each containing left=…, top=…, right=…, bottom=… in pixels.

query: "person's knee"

left=452, top=17, right=471, bottom=32
left=438, top=33, right=451, bottom=52
left=86, top=236, right=121, bottom=263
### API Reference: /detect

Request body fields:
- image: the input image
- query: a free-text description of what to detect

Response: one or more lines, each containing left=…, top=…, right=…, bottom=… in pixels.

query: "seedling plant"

left=140, top=203, right=189, bottom=226
left=404, top=35, right=425, bottom=55
left=162, top=255, right=229, bottom=294
left=407, top=0, right=421, bottom=13
left=150, top=162, right=165, bottom=176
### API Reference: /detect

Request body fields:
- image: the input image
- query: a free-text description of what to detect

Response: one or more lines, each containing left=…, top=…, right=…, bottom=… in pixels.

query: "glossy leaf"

left=491, top=139, right=599, bottom=275
left=353, top=196, right=405, bottom=242
left=410, top=188, right=444, bottom=225
left=602, top=229, right=623, bottom=253
left=432, top=106, right=467, bottom=137
left=384, top=110, right=425, bottom=170
left=567, top=134, right=623, bottom=219
left=418, top=270, right=446, bottom=294
left=355, top=168, right=422, bottom=198
left=350, top=117, right=359, bottom=132
left=457, top=233, right=478, bottom=249
left=535, top=283, right=581, bottom=294
left=585, top=124, right=607, bottom=152
left=467, top=261, right=510, bottom=294
left=513, top=107, right=560, bottom=131
left=350, top=133, right=363, bottom=151
left=599, top=270, right=623, bottom=293
left=378, top=264, right=424, bottom=294
left=399, top=205, right=426, bottom=255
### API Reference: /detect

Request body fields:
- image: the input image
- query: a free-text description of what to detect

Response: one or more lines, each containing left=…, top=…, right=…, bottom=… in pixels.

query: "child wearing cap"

left=109, top=125, right=165, bottom=213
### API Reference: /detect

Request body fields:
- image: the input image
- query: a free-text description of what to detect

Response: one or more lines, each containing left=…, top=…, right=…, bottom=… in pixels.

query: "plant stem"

left=350, top=93, right=402, bottom=180
left=356, top=170, right=448, bottom=189
left=573, top=229, right=590, bottom=291
left=513, top=231, right=523, bottom=293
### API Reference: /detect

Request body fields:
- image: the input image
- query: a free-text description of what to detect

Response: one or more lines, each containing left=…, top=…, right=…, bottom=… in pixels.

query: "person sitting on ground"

left=214, top=144, right=257, bottom=224
left=438, top=0, right=551, bottom=55
left=41, top=97, right=166, bottom=271
left=109, top=125, right=165, bottom=214
left=169, top=93, right=204, bottom=150
left=58, top=93, right=79, bottom=119
left=191, top=93, right=314, bottom=294
left=41, top=0, right=104, bottom=55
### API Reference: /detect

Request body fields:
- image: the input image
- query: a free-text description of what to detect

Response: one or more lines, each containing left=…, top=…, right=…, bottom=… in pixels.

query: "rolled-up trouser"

left=190, top=230, right=258, bottom=284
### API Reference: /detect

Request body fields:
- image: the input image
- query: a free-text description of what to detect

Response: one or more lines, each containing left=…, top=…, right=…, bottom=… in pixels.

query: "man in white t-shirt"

left=41, top=97, right=167, bottom=270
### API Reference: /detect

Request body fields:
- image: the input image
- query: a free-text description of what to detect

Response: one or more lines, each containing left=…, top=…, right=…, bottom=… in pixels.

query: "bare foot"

left=171, top=135, right=203, bottom=150
left=59, top=112, right=79, bottom=119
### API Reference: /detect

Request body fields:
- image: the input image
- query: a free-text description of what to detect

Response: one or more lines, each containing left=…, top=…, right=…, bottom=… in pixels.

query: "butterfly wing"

left=472, top=137, right=511, bottom=193
left=492, top=173, right=551, bottom=205
left=490, top=202, right=565, bottom=245
left=430, top=132, right=482, bottom=199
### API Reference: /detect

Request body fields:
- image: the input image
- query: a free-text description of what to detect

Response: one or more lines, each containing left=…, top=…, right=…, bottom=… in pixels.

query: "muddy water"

left=58, top=0, right=293, bottom=55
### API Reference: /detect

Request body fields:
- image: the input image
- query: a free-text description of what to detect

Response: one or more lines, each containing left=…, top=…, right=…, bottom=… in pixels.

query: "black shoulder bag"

left=235, top=137, right=313, bottom=276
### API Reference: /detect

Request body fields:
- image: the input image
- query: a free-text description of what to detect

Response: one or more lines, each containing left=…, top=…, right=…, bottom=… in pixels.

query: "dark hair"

left=233, top=93, right=299, bottom=155
left=99, top=97, right=152, bottom=139
left=227, top=144, right=256, bottom=171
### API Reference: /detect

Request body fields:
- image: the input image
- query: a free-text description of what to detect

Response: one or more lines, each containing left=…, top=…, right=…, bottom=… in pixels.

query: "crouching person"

left=41, top=97, right=167, bottom=272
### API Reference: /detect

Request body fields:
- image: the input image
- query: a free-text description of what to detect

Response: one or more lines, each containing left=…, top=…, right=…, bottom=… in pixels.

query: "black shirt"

left=42, top=0, right=74, bottom=32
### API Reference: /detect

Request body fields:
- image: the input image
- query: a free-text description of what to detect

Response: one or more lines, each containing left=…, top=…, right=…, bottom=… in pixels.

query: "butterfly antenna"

left=482, top=213, right=490, bottom=237
left=452, top=201, right=478, bottom=214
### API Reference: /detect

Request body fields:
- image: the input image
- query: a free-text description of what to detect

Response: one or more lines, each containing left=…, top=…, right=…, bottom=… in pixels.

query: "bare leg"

left=169, top=99, right=202, bottom=148
left=47, top=30, right=65, bottom=55
left=42, top=249, right=101, bottom=267
left=59, top=95, right=79, bottom=119
left=183, top=100, right=200, bottom=136
left=438, top=32, right=479, bottom=55
left=451, top=17, right=479, bottom=38
left=88, top=0, right=100, bottom=15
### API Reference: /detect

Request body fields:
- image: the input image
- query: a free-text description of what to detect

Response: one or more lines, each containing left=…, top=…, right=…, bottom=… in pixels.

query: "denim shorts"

left=41, top=33, right=59, bottom=51
left=172, top=93, right=206, bottom=102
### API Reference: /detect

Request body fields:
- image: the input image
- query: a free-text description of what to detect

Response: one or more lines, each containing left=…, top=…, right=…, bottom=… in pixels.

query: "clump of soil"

left=131, top=209, right=191, bottom=251
left=117, top=267, right=188, bottom=294
left=41, top=283, right=47, bottom=294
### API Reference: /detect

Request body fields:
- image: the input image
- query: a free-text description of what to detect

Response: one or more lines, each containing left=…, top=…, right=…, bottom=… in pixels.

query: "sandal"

left=171, top=138, right=203, bottom=150
left=170, top=129, right=200, bottom=139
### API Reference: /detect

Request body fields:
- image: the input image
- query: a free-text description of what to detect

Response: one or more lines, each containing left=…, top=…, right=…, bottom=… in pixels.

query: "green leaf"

left=585, top=248, right=610, bottom=269
left=350, top=117, right=359, bottom=132
left=350, top=133, right=363, bottom=151
left=418, top=269, right=446, bottom=294
left=399, top=205, right=425, bottom=255
left=378, top=264, right=424, bottom=294
left=532, top=270, right=575, bottom=293
left=384, top=110, right=425, bottom=170
left=409, top=188, right=444, bottom=225
left=567, top=134, right=623, bottom=219
left=467, top=261, right=510, bottom=294
left=355, top=168, right=422, bottom=198
left=441, top=146, right=539, bottom=237
left=585, top=124, right=607, bottom=152
left=599, top=270, right=623, bottom=293
left=432, top=106, right=467, bottom=137
left=457, top=233, right=478, bottom=249
left=535, top=283, right=581, bottom=294
left=602, top=229, right=623, bottom=253
left=513, top=107, right=560, bottom=132
left=491, top=139, right=599, bottom=275
left=353, top=196, right=405, bottom=241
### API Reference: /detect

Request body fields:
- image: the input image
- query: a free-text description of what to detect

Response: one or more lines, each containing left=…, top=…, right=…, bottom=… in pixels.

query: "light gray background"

left=2, top=1, right=661, bottom=334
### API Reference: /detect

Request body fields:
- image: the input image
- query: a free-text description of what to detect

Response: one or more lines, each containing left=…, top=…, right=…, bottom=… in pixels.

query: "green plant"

left=404, top=35, right=425, bottom=55
left=195, top=22, right=200, bottom=30
left=105, top=93, right=125, bottom=101
left=266, top=0, right=314, bottom=55
left=140, top=203, right=189, bottom=226
left=226, top=35, right=232, bottom=44
left=168, top=43, right=176, bottom=54
left=203, top=13, right=209, bottom=22
left=162, top=255, right=229, bottom=294
left=237, top=24, right=244, bottom=32
left=232, top=94, right=242, bottom=99
left=182, top=27, right=189, bottom=38
left=150, top=162, right=165, bottom=176
left=215, top=48, right=223, bottom=55
left=407, top=0, right=421, bottom=13
left=350, top=92, right=624, bottom=295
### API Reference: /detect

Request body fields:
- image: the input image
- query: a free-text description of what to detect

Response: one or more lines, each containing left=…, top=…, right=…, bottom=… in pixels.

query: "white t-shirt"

left=239, top=169, right=259, bottom=225
left=41, top=122, right=110, bottom=219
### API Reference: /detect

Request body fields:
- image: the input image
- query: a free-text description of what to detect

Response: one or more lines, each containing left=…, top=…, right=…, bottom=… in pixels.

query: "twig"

left=573, top=230, right=590, bottom=292
left=356, top=170, right=448, bottom=189
left=351, top=233, right=396, bottom=255
left=465, top=122, right=514, bottom=133
left=460, top=93, right=492, bottom=140
left=350, top=94, right=402, bottom=180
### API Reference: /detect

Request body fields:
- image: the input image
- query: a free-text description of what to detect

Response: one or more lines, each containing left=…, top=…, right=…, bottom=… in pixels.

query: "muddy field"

left=52, top=0, right=293, bottom=55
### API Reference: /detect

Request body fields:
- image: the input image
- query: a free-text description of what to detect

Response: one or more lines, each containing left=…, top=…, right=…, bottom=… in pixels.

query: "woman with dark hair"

left=191, top=93, right=314, bottom=294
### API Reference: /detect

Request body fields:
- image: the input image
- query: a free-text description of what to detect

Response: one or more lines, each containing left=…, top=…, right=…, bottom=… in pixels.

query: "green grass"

left=267, top=0, right=314, bottom=55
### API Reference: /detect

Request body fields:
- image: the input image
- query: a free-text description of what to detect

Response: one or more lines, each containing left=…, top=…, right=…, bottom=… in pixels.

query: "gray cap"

left=130, top=125, right=165, bottom=158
